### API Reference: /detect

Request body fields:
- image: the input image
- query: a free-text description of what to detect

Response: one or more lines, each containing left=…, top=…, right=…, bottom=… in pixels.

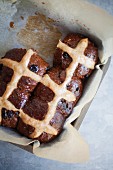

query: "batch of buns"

left=0, top=33, right=98, bottom=143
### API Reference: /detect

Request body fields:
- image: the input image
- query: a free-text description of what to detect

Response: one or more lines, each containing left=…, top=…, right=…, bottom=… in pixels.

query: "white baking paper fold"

left=33, top=124, right=89, bottom=163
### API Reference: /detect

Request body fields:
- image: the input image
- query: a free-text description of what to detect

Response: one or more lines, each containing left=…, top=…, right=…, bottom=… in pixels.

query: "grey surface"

left=0, top=0, right=113, bottom=170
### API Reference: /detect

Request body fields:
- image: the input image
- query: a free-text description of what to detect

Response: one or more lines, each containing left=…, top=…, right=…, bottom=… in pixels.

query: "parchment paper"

left=0, top=0, right=113, bottom=163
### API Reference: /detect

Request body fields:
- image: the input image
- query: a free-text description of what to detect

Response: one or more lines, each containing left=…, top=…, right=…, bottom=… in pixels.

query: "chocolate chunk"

left=2, top=108, right=8, bottom=119
left=67, top=76, right=83, bottom=100
left=28, top=53, right=49, bottom=76
left=0, top=64, right=3, bottom=72
left=53, top=48, right=72, bottom=70
left=1, top=108, right=19, bottom=128
left=29, top=65, right=39, bottom=73
left=63, top=52, right=70, bottom=59
left=56, top=99, right=74, bottom=118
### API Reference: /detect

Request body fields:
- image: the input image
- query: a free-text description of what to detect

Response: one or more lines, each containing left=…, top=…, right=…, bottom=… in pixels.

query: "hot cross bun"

left=0, top=33, right=98, bottom=143
left=53, top=33, right=98, bottom=79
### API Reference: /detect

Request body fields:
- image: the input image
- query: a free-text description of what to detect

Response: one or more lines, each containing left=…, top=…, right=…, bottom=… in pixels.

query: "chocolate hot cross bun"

left=53, top=33, right=98, bottom=79
left=0, top=33, right=98, bottom=143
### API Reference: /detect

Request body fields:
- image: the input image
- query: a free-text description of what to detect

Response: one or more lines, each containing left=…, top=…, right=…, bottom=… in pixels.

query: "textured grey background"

left=0, top=0, right=113, bottom=169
